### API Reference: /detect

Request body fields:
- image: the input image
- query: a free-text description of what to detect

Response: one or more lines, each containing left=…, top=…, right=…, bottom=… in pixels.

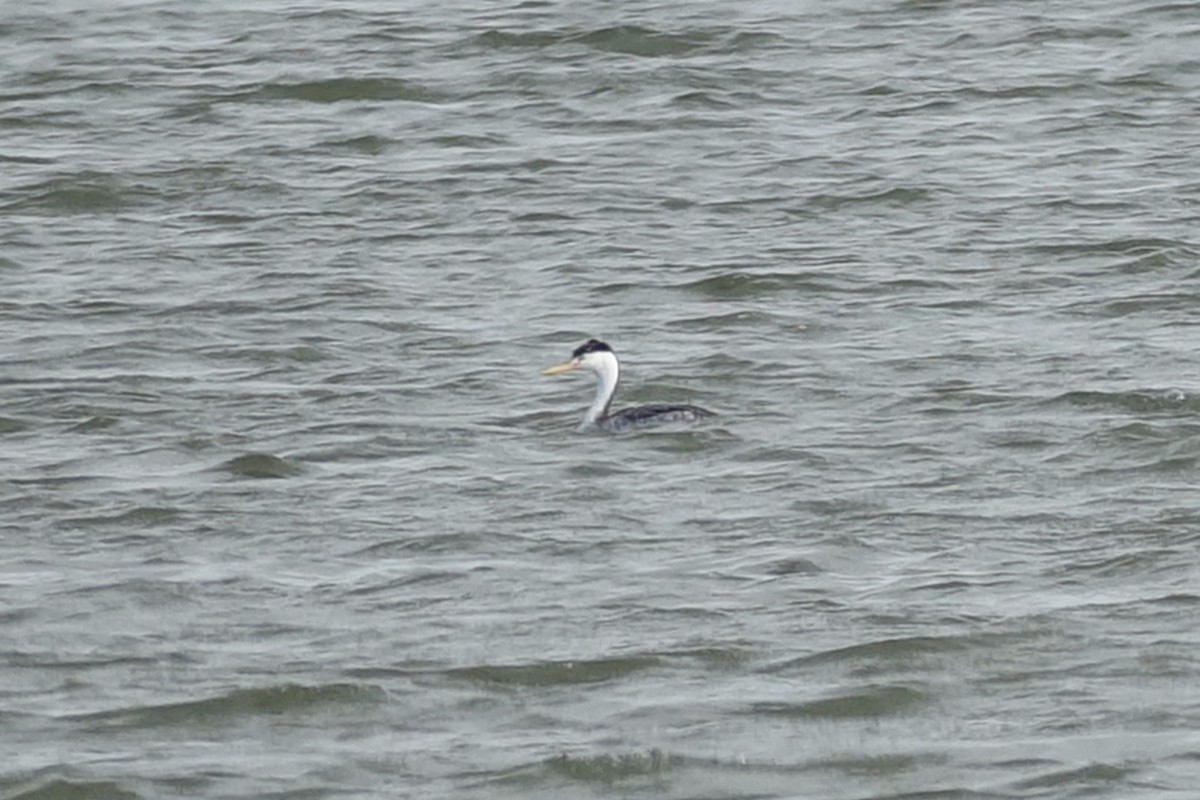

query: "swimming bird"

left=541, top=338, right=715, bottom=431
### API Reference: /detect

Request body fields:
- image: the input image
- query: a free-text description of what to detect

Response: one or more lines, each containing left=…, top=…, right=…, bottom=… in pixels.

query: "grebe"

left=541, top=339, right=714, bottom=431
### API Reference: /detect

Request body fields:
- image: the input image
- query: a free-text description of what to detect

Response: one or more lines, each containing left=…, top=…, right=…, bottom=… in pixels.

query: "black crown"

left=572, top=338, right=613, bottom=358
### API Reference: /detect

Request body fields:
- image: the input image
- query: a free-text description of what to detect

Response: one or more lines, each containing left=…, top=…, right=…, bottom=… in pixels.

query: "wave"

left=70, top=682, right=384, bottom=730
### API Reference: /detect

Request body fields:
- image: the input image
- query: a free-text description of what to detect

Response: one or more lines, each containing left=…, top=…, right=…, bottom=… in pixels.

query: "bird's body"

left=541, top=339, right=714, bottom=431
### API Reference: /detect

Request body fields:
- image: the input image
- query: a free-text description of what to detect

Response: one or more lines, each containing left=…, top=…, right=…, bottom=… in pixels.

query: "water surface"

left=3, top=0, right=1200, bottom=798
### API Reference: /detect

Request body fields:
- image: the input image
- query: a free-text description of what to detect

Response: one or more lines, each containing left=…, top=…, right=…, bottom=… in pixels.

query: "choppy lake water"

left=3, top=1, right=1200, bottom=798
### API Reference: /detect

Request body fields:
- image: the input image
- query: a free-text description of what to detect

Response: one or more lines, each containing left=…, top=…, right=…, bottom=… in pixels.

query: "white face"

left=541, top=348, right=618, bottom=377
left=578, top=350, right=610, bottom=373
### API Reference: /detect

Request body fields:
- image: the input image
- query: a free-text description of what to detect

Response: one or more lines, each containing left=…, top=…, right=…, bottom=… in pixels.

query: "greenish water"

left=3, top=1, right=1200, bottom=798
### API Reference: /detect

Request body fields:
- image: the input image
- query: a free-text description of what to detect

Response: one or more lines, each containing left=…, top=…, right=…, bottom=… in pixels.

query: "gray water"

left=3, top=0, right=1200, bottom=797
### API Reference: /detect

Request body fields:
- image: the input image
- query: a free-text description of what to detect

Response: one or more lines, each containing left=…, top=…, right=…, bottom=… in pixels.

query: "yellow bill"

left=540, top=358, right=581, bottom=376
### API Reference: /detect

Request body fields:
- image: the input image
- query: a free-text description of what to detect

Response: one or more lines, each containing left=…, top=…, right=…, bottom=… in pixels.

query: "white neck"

left=582, top=351, right=620, bottom=428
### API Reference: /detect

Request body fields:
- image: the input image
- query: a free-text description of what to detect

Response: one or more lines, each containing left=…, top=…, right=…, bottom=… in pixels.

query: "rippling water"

left=3, top=0, right=1200, bottom=798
